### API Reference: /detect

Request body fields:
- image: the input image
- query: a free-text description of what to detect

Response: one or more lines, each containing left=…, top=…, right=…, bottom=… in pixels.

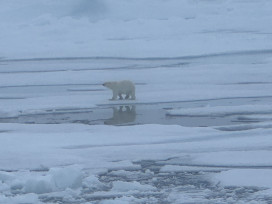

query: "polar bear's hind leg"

left=131, top=89, right=136, bottom=100
left=119, top=93, right=123, bottom=100
left=125, top=93, right=130, bottom=99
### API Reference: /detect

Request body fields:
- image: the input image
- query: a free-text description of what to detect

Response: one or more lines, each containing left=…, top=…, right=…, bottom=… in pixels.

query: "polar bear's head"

left=102, top=81, right=116, bottom=89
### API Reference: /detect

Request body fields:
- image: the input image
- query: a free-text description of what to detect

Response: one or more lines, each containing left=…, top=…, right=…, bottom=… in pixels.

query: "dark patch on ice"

left=0, top=62, right=189, bottom=73
left=67, top=88, right=105, bottom=92
left=201, top=29, right=258, bottom=34
left=216, top=123, right=272, bottom=131
left=221, top=81, right=272, bottom=85
left=157, top=163, right=272, bottom=170
left=0, top=130, right=10, bottom=134
left=201, top=29, right=272, bottom=36
left=0, top=83, right=102, bottom=89
left=107, top=37, right=149, bottom=41
left=2, top=49, right=272, bottom=62
left=39, top=196, right=64, bottom=204
left=0, top=82, right=145, bottom=90
left=30, top=166, right=50, bottom=172
left=0, top=97, right=26, bottom=100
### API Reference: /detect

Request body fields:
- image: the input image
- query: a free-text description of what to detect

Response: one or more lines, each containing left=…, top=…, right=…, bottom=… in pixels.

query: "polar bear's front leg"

left=111, top=91, right=118, bottom=100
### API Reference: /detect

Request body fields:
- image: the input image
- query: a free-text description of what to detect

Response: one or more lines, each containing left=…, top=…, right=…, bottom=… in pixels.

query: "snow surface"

left=1, top=0, right=272, bottom=59
left=213, top=169, right=272, bottom=188
left=1, top=0, right=272, bottom=203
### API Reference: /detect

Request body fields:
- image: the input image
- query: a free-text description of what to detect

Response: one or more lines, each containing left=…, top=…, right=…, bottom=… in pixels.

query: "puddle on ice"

left=0, top=96, right=272, bottom=129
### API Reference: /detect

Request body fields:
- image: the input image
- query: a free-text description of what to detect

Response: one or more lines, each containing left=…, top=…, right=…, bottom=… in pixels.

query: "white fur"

left=103, top=80, right=136, bottom=100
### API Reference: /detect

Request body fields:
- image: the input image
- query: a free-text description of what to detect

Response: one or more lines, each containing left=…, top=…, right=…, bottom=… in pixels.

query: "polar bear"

left=103, top=80, right=136, bottom=100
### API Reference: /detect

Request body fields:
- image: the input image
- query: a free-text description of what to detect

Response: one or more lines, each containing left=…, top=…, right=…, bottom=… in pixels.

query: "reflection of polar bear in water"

left=103, top=80, right=136, bottom=100
left=104, top=106, right=136, bottom=125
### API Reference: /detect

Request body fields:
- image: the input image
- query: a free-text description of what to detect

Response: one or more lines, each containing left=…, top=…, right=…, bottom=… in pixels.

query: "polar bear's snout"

left=102, top=82, right=111, bottom=88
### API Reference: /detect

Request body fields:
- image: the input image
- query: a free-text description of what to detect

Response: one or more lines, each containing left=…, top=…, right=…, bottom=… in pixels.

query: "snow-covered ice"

left=213, top=169, right=272, bottom=189
left=1, top=0, right=272, bottom=59
left=1, top=0, right=272, bottom=203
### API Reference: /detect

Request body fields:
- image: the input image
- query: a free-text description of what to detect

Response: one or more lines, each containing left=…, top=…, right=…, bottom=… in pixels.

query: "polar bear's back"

left=117, top=80, right=135, bottom=92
